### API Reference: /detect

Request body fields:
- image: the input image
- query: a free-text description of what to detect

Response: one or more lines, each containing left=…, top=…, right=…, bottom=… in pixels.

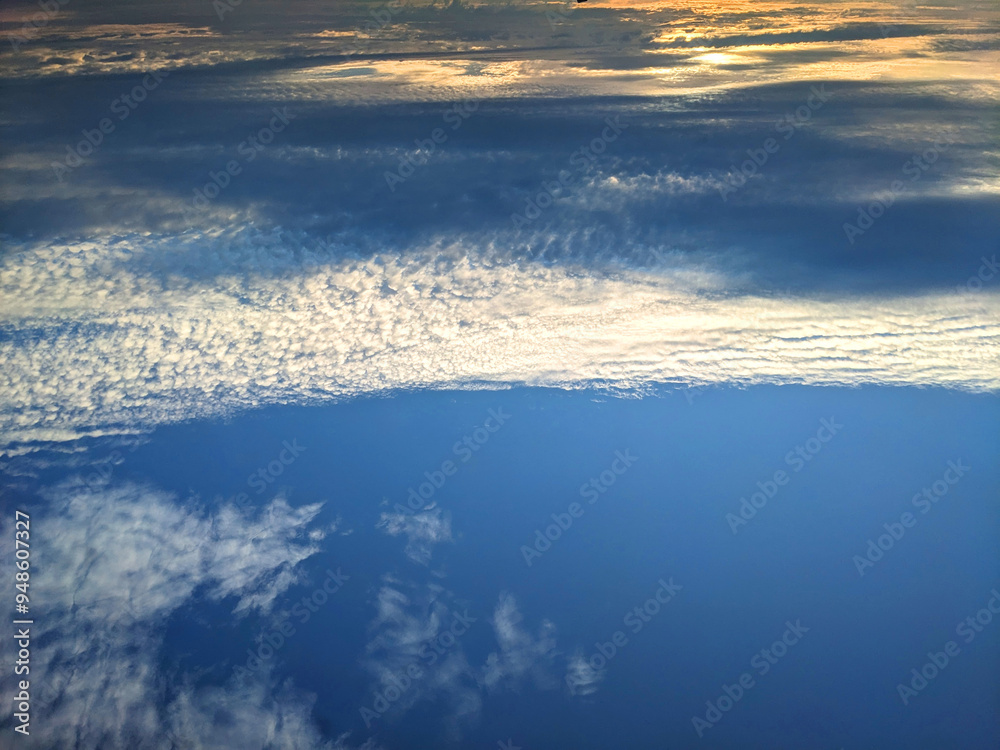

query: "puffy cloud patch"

left=0, top=231, right=997, bottom=449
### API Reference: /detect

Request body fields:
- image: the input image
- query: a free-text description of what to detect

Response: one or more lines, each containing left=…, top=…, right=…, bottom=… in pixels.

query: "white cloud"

left=377, top=506, right=452, bottom=565
left=0, top=230, right=997, bottom=449
left=0, top=481, right=359, bottom=750
left=167, top=678, right=379, bottom=750
left=565, top=651, right=605, bottom=697
left=358, top=584, right=565, bottom=739
left=481, top=592, right=557, bottom=692
left=361, top=581, right=481, bottom=728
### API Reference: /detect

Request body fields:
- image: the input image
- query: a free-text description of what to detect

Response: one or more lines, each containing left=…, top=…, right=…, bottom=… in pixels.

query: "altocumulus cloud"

left=1, top=229, right=998, bottom=450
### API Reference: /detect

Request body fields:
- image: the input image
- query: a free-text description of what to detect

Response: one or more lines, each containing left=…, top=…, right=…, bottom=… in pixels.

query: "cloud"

left=481, top=592, right=557, bottom=691
left=359, top=584, right=566, bottom=738
left=377, top=505, right=453, bottom=565
left=0, top=230, right=997, bottom=449
left=1, top=1, right=997, bottom=452
left=167, top=678, right=380, bottom=750
left=565, top=651, right=605, bottom=697
left=361, top=580, right=482, bottom=728
left=3, top=0, right=995, bottom=90
left=0, top=481, right=355, bottom=749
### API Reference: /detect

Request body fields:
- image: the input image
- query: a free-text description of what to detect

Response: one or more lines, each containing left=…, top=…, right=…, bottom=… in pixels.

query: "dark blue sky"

left=3, top=386, right=999, bottom=748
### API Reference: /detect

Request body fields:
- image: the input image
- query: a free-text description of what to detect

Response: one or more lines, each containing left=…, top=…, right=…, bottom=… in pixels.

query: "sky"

left=0, top=0, right=998, bottom=748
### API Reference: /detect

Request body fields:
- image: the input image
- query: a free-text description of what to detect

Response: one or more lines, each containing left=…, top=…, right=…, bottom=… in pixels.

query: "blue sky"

left=0, top=0, right=998, bottom=748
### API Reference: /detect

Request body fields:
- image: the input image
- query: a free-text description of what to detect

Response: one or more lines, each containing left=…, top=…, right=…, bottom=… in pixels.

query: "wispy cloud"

left=564, top=651, right=604, bottom=696
left=377, top=505, right=453, bottom=565
left=481, top=592, right=558, bottom=691
left=0, top=480, right=355, bottom=749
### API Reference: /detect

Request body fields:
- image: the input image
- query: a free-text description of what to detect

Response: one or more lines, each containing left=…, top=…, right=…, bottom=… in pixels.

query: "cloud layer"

left=1, top=231, right=997, bottom=449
